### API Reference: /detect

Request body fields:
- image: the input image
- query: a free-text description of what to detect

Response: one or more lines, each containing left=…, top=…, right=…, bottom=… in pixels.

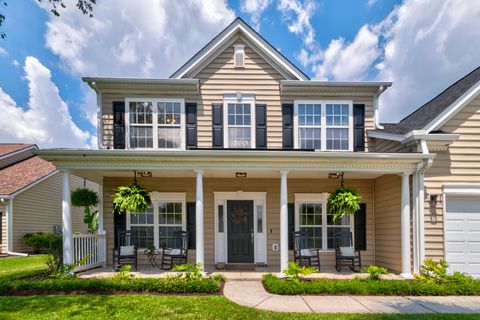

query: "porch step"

left=225, top=263, right=264, bottom=271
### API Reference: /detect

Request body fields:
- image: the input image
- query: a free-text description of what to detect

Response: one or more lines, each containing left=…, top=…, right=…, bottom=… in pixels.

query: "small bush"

left=282, top=262, right=318, bottom=282
left=114, top=265, right=134, bottom=282
left=362, top=265, right=388, bottom=280
left=173, top=263, right=204, bottom=281
left=23, top=233, right=59, bottom=254
left=416, top=258, right=473, bottom=284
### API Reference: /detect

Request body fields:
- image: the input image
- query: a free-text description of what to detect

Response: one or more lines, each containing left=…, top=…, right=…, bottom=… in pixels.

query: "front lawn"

left=0, top=255, right=48, bottom=281
left=263, top=274, right=480, bottom=296
left=0, top=295, right=478, bottom=320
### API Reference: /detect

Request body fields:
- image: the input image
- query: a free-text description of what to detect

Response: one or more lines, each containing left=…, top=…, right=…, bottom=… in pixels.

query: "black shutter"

left=255, top=104, right=267, bottom=149
left=212, top=103, right=223, bottom=149
left=282, top=104, right=294, bottom=150
left=353, top=104, right=365, bottom=152
left=113, top=101, right=126, bottom=149
left=186, top=103, right=197, bottom=149
left=288, top=203, right=295, bottom=250
left=187, top=202, right=196, bottom=249
left=354, top=203, right=367, bottom=251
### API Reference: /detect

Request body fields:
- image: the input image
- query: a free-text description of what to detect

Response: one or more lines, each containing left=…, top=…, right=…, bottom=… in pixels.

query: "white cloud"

left=0, top=47, right=7, bottom=57
left=0, top=57, right=93, bottom=148
left=240, top=0, right=272, bottom=30
left=11, top=59, right=20, bottom=67
left=278, top=0, right=318, bottom=48
left=367, top=0, right=379, bottom=7
left=42, top=0, right=236, bottom=78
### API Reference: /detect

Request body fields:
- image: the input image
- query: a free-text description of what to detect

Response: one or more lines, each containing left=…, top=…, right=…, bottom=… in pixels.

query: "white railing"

left=73, top=232, right=107, bottom=272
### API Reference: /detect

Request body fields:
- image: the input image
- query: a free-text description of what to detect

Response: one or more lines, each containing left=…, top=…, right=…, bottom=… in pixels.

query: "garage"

left=444, top=195, right=480, bottom=278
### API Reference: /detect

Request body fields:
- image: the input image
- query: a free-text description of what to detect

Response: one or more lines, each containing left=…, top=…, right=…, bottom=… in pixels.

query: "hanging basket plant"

left=327, top=173, right=362, bottom=221
left=113, top=183, right=152, bottom=213
left=71, top=187, right=100, bottom=233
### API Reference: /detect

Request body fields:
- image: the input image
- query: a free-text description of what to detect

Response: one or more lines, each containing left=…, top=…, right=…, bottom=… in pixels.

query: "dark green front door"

left=227, top=200, right=254, bottom=263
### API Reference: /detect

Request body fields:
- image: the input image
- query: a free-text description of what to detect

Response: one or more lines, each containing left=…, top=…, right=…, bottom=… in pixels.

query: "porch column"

left=195, top=170, right=204, bottom=269
left=401, top=172, right=412, bottom=278
left=418, top=170, right=426, bottom=265
left=62, top=170, right=73, bottom=264
left=280, top=171, right=289, bottom=272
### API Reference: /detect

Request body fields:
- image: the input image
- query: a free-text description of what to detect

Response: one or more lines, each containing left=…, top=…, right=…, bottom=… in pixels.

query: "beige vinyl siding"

left=101, top=38, right=376, bottom=151
left=373, top=138, right=413, bottom=153
left=11, top=173, right=96, bottom=253
left=103, top=177, right=374, bottom=268
left=423, top=95, right=480, bottom=260
left=374, top=174, right=402, bottom=273
left=0, top=203, right=6, bottom=253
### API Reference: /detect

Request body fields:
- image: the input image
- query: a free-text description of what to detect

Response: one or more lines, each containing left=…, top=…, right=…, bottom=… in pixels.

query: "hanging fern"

left=327, top=186, right=362, bottom=221
left=113, top=183, right=152, bottom=213
left=71, top=188, right=100, bottom=233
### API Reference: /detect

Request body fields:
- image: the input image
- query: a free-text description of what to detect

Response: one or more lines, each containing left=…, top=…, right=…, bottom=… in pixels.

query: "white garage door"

left=445, top=195, right=480, bottom=278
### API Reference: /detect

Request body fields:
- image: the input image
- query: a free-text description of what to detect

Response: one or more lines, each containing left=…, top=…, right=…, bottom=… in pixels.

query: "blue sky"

left=0, top=0, right=479, bottom=148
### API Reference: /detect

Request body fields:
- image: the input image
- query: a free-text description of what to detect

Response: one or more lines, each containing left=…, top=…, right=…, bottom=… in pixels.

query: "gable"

left=171, top=17, right=308, bottom=81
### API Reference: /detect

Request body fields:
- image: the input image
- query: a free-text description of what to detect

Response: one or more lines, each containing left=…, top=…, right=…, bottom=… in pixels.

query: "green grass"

left=263, top=274, right=480, bottom=296
left=0, top=255, right=48, bottom=281
left=0, top=295, right=478, bottom=320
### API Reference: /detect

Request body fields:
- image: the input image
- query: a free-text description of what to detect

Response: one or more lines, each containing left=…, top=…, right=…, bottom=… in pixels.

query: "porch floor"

left=78, top=265, right=403, bottom=280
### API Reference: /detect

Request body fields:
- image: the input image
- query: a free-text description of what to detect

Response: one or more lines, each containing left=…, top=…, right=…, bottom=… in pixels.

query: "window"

left=127, top=193, right=186, bottom=249
left=224, top=96, right=255, bottom=148
left=218, top=205, right=224, bottom=233
left=294, top=101, right=353, bottom=151
left=126, top=99, right=185, bottom=150
left=257, top=204, right=263, bottom=233
left=295, top=193, right=353, bottom=250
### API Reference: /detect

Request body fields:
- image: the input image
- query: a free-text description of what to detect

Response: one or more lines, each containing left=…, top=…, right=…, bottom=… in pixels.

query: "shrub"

left=23, top=233, right=59, bottom=254
left=282, top=262, right=318, bottom=282
left=114, top=265, right=134, bottom=282
left=45, top=234, right=63, bottom=274
left=173, top=263, right=204, bottom=281
left=416, top=258, right=473, bottom=284
left=362, top=265, right=388, bottom=280
left=71, top=188, right=100, bottom=233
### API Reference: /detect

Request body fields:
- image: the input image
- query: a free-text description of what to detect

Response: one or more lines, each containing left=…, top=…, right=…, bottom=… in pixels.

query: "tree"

left=0, top=0, right=96, bottom=39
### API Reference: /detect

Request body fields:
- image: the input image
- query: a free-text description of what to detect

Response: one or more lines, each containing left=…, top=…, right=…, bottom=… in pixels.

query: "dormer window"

left=234, top=45, right=245, bottom=68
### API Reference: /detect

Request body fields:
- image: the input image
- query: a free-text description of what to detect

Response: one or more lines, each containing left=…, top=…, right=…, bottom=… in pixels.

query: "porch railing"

left=73, top=233, right=107, bottom=272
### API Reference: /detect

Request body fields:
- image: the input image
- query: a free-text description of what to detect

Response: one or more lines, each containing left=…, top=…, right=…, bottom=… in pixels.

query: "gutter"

left=374, top=85, right=390, bottom=130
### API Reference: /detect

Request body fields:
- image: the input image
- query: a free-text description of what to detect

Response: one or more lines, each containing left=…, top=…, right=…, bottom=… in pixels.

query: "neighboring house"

left=0, top=144, right=95, bottom=254
left=36, top=17, right=477, bottom=278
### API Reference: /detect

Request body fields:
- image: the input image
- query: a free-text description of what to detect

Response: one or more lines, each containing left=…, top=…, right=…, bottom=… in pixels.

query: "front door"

left=227, top=200, right=254, bottom=263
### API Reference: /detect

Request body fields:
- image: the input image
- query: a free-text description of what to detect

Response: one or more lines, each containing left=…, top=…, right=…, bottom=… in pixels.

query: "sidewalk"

left=223, top=280, right=480, bottom=314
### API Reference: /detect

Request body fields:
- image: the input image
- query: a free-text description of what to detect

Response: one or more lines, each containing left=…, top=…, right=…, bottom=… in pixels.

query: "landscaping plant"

left=114, top=265, right=134, bottom=282
left=416, top=258, right=473, bottom=284
left=22, top=232, right=59, bottom=253
left=282, top=262, right=318, bottom=282
left=113, top=183, right=152, bottom=213
left=327, top=186, right=361, bottom=221
left=173, top=263, right=204, bottom=281
left=71, top=187, right=100, bottom=233
left=362, top=265, right=388, bottom=280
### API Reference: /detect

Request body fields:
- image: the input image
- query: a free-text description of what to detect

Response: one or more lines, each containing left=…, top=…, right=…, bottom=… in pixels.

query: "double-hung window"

left=295, top=193, right=353, bottom=250
left=224, top=95, right=255, bottom=148
left=126, top=99, right=185, bottom=150
left=127, top=193, right=186, bottom=250
left=294, top=101, right=353, bottom=151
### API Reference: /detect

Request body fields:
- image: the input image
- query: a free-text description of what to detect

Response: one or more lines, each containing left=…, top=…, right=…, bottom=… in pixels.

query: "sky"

left=0, top=0, right=479, bottom=148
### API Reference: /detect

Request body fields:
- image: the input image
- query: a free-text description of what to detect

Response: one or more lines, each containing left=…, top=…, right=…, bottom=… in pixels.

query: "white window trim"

left=223, top=95, right=256, bottom=149
left=125, top=98, right=186, bottom=150
left=294, top=193, right=354, bottom=252
left=126, top=192, right=186, bottom=250
left=293, top=100, right=353, bottom=151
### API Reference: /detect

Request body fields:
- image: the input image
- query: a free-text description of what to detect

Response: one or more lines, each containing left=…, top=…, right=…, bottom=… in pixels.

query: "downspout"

left=415, top=139, right=430, bottom=272
left=374, top=85, right=388, bottom=130
left=1, top=197, right=28, bottom=256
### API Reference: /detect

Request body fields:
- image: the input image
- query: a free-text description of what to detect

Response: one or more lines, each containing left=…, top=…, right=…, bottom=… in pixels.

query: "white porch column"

left=418, top=170, right=426, bottom=265
left=97, top=182, right=104, bottom=233
left=401, top=172, right=412, bottom=278
left=195, top=170, right=204, bottom=269
left=280, top=171, right=289, bottom=272
left=62, top=170, right=73, bottom=264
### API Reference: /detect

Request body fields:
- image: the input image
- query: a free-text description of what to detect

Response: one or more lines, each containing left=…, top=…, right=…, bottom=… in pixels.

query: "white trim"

left=223, top=95, right=256, bottom=149
left=443, top=184, right=480, bottom=196
left=423, top=79, right=480, bottom=132
left=6, top=198, right=13, bottom=252
left=294, top=193, right=354, bottom=251
left=125, top=98, right=186, bottom=151
left=172, top=20, right=307, bottom=80
left=294, top=100, right=353, bottom=151
left=213, top=192, right=267, bottom=264
left=0, top=145, right=37, bottom=161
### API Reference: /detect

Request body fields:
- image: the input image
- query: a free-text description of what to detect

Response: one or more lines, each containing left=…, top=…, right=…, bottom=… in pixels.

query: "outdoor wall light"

left=429, top=194, right=439, bottom=207
left=236, top=172, right=247, bottom=178
left=137, top=171, right=152, bottom=178
left=328, top=172, right=343, bottom=179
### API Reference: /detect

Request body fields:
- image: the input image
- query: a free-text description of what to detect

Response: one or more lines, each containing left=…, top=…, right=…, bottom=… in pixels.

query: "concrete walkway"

left=223, top=280, right=480, bottom=314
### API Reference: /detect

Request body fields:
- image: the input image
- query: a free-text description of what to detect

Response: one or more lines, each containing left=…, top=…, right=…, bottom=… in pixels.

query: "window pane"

left=299, top=128, right=320, bottom=149
left=129, top=102, right=153, bottom=124
left=228, top=127, right=251, bottom=148
left=327, top=227, right=351, bottom=249
left=218, top=205, right=224, bottom=233
left=326, top=103, right=349, bottom=126
left=159, top=226, right=182, bottom=248
left=158, top=127, right=181, bottom=149
left=130, top=226, right=154, bottom=249
left=257, top=205, right=263, bottom=233
left=300, top=226, right=322, bottom=249
left=129, top=126, right=153, bottom=149
left=227, top=103, right=252, bottom=148
left=326, top=128, right=349, bottom=150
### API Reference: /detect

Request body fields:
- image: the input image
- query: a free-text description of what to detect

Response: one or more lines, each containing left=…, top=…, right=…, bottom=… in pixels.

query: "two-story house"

left=37, top=18, right=480, bottom=278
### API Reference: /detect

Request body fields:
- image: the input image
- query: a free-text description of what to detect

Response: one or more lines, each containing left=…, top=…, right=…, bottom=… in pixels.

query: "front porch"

left=36, top=149, right=433, bottom=277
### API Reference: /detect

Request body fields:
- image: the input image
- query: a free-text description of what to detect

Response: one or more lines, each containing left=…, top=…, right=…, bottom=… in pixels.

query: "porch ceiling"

left=35, top=149, right=434, bottom=184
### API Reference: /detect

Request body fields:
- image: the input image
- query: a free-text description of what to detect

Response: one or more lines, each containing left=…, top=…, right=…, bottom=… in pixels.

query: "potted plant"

left=327, top=173, right=362, bottom=222
left=71, top=187, right=99, bottom=233
left=113, top=182, right=152, bottom=213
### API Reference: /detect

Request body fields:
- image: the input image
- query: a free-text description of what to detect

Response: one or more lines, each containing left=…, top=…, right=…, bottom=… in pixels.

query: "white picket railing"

left=73, top=232, right=107, bottom=272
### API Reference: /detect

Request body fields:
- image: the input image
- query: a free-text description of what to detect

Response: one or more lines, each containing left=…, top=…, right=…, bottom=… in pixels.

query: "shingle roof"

left=0, top=155, right=57, bottom=196
left=0, top=144, right=35, bottom=157
left=379, top=66, right=480, bottom=135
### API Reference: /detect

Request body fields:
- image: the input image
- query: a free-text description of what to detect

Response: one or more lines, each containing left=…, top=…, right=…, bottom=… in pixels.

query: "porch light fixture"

left=429, top=194, right=439, bottom=207
left=328, top=172, right=342, bottom=179
left=137, top=171, right=152, bottom=178
left=236, top=172, right=247, bottom=178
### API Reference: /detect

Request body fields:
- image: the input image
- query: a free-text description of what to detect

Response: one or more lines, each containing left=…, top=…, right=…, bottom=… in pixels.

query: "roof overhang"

left=36, top=149, right=433, bottom=182
left=82, top=77, right=200, bottom=94
left=281, top=80, right=392, bottom=96
left=368, top=129, right=460, bottom=151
